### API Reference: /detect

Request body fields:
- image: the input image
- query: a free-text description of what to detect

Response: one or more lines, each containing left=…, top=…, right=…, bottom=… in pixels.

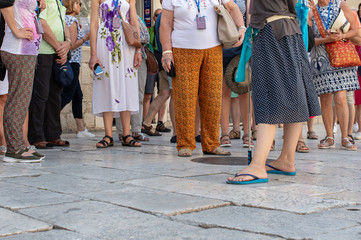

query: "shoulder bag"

left=313, top=6, right=361, bottom=68
left=120, top=13, right=141, bottom=48
left=214, top=0, right=239, bottom=49
left=53, top=0, right=74, bottom=87
left=144, top=45, right=158, bottom=74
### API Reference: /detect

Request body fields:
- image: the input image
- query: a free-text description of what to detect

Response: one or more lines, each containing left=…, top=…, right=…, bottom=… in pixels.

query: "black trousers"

left=28, top=54, right=63, bottom=144
left=61, top=63, right=83, bottom=119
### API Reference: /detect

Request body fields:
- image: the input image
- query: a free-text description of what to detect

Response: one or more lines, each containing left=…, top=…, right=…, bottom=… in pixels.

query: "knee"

left=333, top=93, right=347, bottom=107
left=0, top=95, right=7, bottom=105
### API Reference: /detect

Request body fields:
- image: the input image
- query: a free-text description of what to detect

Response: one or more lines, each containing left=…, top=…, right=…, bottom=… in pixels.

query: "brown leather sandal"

left=33, top=141, right=54, bottom=149
left=48, top=139, right=70, bottom=147
left=141, top=123, right=162, bottom=136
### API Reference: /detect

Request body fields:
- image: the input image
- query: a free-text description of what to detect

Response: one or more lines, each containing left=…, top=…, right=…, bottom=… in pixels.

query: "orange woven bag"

left=313, top=7, right=361, bottom=68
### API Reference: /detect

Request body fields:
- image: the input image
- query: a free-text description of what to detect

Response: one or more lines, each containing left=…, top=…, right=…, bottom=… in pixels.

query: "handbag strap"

left=312, top=7, right=327, bottom=38
left=55, top=0, right=65, bottom=40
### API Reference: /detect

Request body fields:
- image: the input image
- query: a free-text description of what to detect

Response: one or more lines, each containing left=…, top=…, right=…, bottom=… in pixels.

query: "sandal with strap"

left=33, top=141, right=54, bottom=149
left=318, top=136, right=335, bottom=149
left=122, top=135, right=142, bottom=147
left=296, top=139, right=309, bottom=153
left=347, top=134, right=355, bottom=145
left=132, top=133, right=149, bottom=141
left=229, top=130, right=240, bottom=139
left=141, top=123, right=162, bottom=136
left=48, top=139, right=70, bottom=147
left=242, top=134, right=254, bottom=148
left=96, top=135, right=114, bottom=148
left=307, top=131, right=318, bottom=140
left=341, top=137, right=357, bottom=151
left=178, top=148, right=192, bottom=157
left=203, top=147, right=231, bottom=156
left=220, top=135, right=232, bottom=147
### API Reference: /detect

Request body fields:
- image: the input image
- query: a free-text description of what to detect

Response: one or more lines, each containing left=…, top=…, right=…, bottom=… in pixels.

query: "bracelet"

left=162, top=50, right=173, bottom=55
left=237, top=26, right=247, bottom=31
left=136, top=50, right=142, bottom=54
left=65, top=38, right=72, bottom=46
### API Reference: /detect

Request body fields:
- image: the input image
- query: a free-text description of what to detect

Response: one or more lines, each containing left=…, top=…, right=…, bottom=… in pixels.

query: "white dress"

left=92, top=0, right=139, bottom=117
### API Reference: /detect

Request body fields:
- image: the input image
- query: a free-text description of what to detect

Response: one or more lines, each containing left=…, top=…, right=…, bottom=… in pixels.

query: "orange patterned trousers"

left=172, top=45, right=223, bottom=152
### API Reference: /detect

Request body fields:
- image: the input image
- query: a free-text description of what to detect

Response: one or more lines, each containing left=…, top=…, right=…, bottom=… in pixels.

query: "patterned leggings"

left=0, top=51, right=37, bottom=153
left=172, top=45, right=223, bottom=152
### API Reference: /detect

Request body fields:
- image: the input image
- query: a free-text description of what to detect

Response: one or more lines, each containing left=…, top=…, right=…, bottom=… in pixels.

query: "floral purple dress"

left=92, top=0, right=139, bottom=117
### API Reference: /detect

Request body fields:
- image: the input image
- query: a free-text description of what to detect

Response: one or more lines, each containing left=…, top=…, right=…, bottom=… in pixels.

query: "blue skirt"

left=251, top=25, right=321, bottom=124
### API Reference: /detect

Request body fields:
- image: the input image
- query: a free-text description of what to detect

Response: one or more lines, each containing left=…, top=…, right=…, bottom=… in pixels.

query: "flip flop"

left=226, top=173, right=268, bottom=185
left=266, top=164, right=296, bottom=176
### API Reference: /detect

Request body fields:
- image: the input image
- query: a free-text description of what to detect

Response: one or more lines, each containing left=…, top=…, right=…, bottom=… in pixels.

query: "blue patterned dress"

left=310, top=0, right=360, bottom=95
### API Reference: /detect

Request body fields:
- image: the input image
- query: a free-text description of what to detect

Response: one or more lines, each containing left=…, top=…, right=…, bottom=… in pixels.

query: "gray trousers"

left=116, top=59, right=147, bottom=134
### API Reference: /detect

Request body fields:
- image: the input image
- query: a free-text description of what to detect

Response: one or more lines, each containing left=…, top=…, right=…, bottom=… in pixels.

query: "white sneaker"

left=355, top=132, right=361, bottom=140
left=77, top=128, right=95, bottom=138
left=353, top=123, right=359, bottom=133
left=333, top=124, right=338, bottom=134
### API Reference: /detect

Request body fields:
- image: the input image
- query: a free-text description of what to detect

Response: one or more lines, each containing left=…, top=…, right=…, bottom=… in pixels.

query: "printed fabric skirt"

left=251, top=25, right=321, bottom=124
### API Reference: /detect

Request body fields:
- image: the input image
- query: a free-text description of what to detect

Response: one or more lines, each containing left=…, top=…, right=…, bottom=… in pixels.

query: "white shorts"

left=0, top=71, right=8, bottom=95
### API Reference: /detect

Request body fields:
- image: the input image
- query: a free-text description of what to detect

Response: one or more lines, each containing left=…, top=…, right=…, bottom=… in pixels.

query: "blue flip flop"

left=266, top=164, right=296, bottom=176
left=226, top=173, right=268, bottom=185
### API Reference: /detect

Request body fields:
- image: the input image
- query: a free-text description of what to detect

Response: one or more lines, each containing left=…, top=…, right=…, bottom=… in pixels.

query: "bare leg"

left=356, top=105, right=361, bottom=138
left=220, top=78, right=231, bottom=136
left=75, top=118, right=85, bottom=132
left=230, top=97, right=241, bottom=132
left=347, top=103, right=355, bottom=137
left=96, top=112, right=114, bottom=147
left=334, top=90, right=356, bottom=149
left=0, top=94, right=7, bottom=148
left=143, top=93, right=152, bottom=119
left=319, top=93, right=334, bottom=146
left=23, top=111, right=30, bottom=147
left=143, top=90, right=170, bottom=126
left=158, top=102, right=167, bottom=123
left=227, top=124, right=277, bottom=182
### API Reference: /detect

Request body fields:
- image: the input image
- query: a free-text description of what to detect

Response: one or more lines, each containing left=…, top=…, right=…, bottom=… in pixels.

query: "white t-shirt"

left=162, top=0, right=229, bottom=49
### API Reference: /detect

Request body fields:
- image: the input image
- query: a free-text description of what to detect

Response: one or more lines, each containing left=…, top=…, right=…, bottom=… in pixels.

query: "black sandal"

left=96, top=135, right=114, bottom=148
left=122, top=135, right=142, bottom=147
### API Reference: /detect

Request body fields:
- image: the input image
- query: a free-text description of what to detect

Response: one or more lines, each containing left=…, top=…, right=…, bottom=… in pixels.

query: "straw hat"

left=224, top=55, right=251, bottom=95
left=331, top=9, right=350, bottom=33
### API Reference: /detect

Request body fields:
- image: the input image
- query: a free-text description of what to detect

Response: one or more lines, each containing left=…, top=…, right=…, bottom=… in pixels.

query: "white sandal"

left=341, top=138, right=357, bottom=151
left=318, top=136, right=335, bottom=149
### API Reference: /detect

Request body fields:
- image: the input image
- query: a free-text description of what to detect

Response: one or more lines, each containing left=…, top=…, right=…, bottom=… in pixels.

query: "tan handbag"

left=120, top=14, right=142, bottom=48
left=214, top=1, right=239, bottom=49
left=144, top=46, right=159, bottom=74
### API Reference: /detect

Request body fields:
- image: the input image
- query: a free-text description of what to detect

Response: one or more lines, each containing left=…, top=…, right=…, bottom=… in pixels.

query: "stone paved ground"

left=0, top=124, right=361, bottom=240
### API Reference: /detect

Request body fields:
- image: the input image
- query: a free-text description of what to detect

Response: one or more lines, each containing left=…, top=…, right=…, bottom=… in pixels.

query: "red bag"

left=313, top=7, right=361, bottom=68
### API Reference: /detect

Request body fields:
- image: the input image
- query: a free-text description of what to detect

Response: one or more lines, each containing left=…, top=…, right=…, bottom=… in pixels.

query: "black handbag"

left=53, top=0, right=73, bottom=87
left=0, top=14, right=7, bottom=81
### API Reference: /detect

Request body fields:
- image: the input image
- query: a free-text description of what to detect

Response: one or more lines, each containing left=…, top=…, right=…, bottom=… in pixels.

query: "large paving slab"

left=1, top=230, right=101, bottom=240
left=174, top=205, right=359, bottom=240
left=18, top=200, right=265, bottom=240
left=81, top=186, right=229, bottom=216
left=314, top=226, right=361, bottom=240
left=126, top=176, right=354, bottom=214
left=3, top=173, right=125, bottom=194
left=0, top=182, right=81, bottom=210
left=0, top=165, right=48, bottom=179
left=0, top=208, right=52, bottom=237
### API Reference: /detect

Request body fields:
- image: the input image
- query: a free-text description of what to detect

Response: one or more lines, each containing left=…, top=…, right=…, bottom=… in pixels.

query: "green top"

left=39, top=0, right=66, bottom=54
left=148, top=26, right=157, bottom=51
